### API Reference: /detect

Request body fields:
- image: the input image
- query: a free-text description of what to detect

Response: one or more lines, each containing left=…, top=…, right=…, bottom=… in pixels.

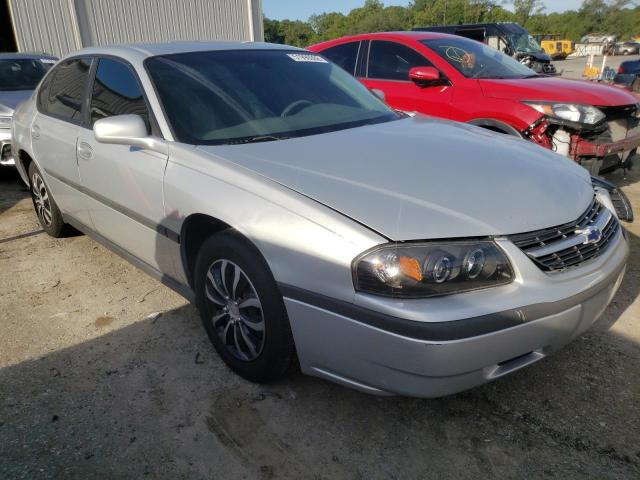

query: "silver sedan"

left=0, top=53, right=57, bottom=167
left=11, top=42, right=631, bottom=397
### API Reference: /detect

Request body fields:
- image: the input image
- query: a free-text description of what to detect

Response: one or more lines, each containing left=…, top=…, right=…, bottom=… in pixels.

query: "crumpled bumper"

left=572, top=130, right=640, bottom=159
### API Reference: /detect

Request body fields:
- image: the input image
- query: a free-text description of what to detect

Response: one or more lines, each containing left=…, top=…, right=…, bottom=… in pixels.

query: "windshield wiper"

left=225, top=135, right=289, bottom=145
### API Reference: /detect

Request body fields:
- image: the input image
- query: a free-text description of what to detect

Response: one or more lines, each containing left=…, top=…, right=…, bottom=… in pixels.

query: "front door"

left=76, top=57, right=168, bottom=271
left=359, top=40, right=453, bottom=117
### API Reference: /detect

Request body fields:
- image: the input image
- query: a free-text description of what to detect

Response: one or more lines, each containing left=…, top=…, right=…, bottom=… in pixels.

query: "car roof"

left=311, top=31, right=459, bottom=47
left=62, top=41, right=303, bottom=64
left=0, top=52, right=58, bottom=60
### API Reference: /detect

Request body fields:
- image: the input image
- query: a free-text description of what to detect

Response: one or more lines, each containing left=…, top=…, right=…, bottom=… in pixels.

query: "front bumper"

left=572, top=129, right=640, bottom=159
left=0, top=130, right=15, bottom=166
left=284, top=229, right=629, bottom=398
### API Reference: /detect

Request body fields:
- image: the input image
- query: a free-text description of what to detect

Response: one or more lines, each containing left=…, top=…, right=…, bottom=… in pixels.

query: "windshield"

left=0, top=58, right=55, bottom=91
left=145, top=50, right=397, bottom=145
left=510, top=33, right=543, bottom=54
left=421, top=38, right=536, bottom=79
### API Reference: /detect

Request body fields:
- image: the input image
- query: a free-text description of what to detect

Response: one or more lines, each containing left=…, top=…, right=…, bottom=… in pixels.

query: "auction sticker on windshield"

left=287, top=53, right=327, bottom=63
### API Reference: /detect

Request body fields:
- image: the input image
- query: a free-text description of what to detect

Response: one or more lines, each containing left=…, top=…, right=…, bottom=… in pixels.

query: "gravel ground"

left=0, top=163, right=639, bottom=480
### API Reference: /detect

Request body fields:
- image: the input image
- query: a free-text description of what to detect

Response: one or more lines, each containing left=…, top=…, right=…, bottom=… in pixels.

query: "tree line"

left=263, top=0, right=640, bottom=47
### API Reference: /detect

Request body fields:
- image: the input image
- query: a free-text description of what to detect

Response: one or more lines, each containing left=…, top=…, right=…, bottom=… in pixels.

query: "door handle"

left=77, top=141, right=93, bottom=160
left=31, top=124, right=40, bottom=140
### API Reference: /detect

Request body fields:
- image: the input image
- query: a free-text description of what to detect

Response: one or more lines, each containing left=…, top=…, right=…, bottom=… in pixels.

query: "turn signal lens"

left=399, top=256, right=423, bottom=282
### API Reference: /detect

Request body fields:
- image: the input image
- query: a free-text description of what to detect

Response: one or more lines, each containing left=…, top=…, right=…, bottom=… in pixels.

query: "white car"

left=0, top=53, right=57, bottom=168
left=11, top=42, right=631, bottom=397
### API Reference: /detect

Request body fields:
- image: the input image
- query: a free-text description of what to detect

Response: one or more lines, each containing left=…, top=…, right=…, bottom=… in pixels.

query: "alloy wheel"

left=204, top=259, right=265, bottom=361
left=32, top=172, right=52, bottom=226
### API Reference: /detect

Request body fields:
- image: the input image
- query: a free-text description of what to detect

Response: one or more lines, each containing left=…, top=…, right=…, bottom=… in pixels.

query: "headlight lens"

left=353, top=241, right=514, bottom=298
left=524, top=102, right=605, bottom=125
left=0, top=116, right=12, bottom=129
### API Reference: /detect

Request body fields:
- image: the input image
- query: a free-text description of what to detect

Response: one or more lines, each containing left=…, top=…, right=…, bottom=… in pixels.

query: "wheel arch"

left=16, top=149, right=34, bottom=186
left=180, top=213, right=235, bottom=289
left=467, top=118, right=524, bottom=138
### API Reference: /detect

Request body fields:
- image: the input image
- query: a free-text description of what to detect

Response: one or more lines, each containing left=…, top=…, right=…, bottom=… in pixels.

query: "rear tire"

left=28, top=162, right=67, bottom=237
left=194, top=230, right=296, bottom=383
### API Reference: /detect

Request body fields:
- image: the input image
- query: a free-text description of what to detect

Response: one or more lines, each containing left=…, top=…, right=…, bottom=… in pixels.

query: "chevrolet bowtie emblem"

left=575, top=225, right=602, bottom=245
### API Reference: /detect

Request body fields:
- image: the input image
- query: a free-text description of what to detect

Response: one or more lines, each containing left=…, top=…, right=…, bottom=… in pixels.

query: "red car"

left=309, top=32, right=640, bottom=173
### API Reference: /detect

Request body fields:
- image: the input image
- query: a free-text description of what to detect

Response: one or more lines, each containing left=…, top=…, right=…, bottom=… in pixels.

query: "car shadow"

left=1, top=239, right=639, bottom=479
left=0, top=168, right=28, bottom=216
left=603, top=164, right=640, bottom=189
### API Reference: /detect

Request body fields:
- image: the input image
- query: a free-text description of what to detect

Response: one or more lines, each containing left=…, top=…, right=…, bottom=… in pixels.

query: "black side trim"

left=64, top=215, right=194, bottom=302
left=279, top=284, right=527, bottom=341
left=279, top=260, right=624, bottom=341
left=45, top=169, right=180, bottom=243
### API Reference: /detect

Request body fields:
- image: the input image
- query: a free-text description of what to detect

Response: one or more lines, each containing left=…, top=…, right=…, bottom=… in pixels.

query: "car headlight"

left=352, top=241, right=514, bottom=298
left=524, top=102, right=605, bottom=125
left=0, top=116, right=11, bottom=129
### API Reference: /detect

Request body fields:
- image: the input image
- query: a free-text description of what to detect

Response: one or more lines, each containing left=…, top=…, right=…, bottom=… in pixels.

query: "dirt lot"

left=0, top=163, right=639, bottom=480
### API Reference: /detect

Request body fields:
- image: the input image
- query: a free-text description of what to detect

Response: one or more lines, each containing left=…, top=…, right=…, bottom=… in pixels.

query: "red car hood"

left=479, top=77, right=638, bottom=106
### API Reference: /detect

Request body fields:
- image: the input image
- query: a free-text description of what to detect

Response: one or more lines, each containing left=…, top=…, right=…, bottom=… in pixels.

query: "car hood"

left=198, top=117, right=593, bottom=241
left=0, top=89, right=33, bottom=114
left=479, top=77, right=638, bottom=106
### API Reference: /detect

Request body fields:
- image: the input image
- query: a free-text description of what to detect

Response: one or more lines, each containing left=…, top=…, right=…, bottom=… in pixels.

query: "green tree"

left=263, top=0, right=640, bottom=47
left=513, top=0, right=545, bottom=25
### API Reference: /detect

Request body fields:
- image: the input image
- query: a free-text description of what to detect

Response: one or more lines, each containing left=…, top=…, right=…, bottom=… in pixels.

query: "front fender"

left=162, top=143, right=386, bottom=303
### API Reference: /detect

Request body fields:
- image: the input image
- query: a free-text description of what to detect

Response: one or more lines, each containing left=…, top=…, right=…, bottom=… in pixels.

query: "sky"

left=263, top=0, right=585, bottom=21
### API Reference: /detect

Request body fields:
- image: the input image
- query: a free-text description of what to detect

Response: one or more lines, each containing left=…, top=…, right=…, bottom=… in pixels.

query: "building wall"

left=8, top=0, right=263, bottom=58
left=8, top=0, right=82, bottom=57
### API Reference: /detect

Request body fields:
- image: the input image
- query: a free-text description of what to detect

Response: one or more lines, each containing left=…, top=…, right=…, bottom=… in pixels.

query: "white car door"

left=75, top=57, right=170, bottom=272
left=31, top=56, right=94, bottom=228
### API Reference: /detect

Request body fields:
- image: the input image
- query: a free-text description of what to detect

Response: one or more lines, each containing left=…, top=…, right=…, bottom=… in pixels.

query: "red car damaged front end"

left=310, top=32, right=640, bottom=174
left=479, top=78, right=640, bottom=174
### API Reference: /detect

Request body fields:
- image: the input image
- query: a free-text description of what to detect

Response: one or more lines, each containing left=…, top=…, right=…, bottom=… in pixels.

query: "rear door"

left=360, top=40, right=453, bottom=116
left=76, top=56, right=169, bottom=271
left=31, top=56, right=93, bottom=227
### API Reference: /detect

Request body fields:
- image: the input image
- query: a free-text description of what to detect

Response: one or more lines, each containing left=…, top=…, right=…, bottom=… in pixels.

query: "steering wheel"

left=281, top=99, right=313, bottom=117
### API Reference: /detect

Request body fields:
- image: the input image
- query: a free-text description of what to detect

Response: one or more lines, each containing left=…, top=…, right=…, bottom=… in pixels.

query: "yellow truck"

left=534, top=34, right=575, bottom=59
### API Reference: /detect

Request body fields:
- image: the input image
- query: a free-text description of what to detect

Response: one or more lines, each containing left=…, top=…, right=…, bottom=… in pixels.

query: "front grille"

left=509, top=198, right=620, bottom=272
left=581, top=104, right=640, bottom=144
left=541, top=63, right=556, bottom=75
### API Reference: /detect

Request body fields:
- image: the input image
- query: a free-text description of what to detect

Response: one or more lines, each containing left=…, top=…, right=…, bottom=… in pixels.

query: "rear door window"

left=90, top=57, right=150, bottom=130
left=321, top=42, right=360, bottom=75
left=42, top=57, right=91, bottom=122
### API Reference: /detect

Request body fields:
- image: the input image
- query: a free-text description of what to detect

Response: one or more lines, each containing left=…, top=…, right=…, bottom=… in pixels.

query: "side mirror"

left=409, top=66, right=445, bottom=87
left=93, top=114, right=167, bottom=155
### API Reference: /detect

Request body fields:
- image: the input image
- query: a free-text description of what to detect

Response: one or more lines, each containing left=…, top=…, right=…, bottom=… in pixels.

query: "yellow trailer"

left=534, top=34, right=575, bottom=59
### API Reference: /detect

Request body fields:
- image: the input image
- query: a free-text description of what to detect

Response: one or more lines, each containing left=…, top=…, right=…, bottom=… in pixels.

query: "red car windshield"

left=421, top=38, right=537, bottom=79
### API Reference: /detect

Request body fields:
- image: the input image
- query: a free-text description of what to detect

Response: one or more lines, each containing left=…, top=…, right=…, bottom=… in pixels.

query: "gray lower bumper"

left=0, top=133, right=15, bottom=166
left=284, top=241, right=628, bottom=398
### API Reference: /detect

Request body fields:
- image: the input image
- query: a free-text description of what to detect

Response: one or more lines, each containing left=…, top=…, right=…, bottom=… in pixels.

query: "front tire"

left=194, top=231, right=296, bottom=383
left=28, top=162, right=67, bottom=237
